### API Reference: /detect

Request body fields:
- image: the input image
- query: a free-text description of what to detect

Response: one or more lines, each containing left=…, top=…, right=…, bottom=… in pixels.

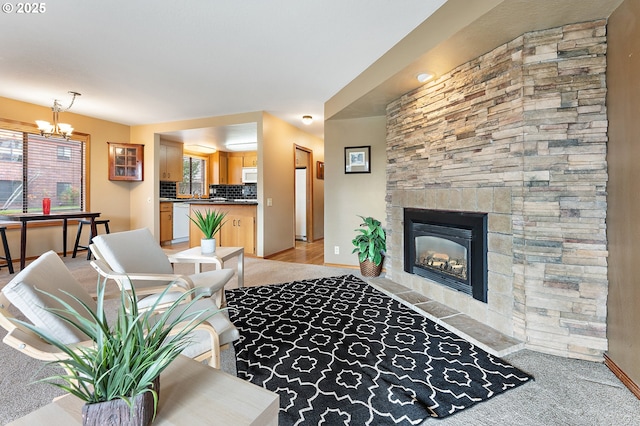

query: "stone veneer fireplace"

left=384, top=20, right=609, bottom=361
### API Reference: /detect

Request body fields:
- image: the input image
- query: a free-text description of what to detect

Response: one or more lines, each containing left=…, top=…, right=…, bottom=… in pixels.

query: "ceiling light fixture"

left=225, top=141, right=257, bottom=152
left=302, top=115, right=313, bottom=125
left=416, top=73, right=433, bottom=83
left=36, top=91, right=81, bottom=140
left=185, top=144, right=217, bottom=154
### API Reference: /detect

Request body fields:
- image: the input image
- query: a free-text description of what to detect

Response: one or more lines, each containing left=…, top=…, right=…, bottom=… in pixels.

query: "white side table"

left=168, top=246, right=245, bottom=287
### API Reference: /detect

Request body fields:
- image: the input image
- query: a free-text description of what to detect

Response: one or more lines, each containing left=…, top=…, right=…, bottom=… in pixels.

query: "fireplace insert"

left=404, top=208, right=488, bottom=302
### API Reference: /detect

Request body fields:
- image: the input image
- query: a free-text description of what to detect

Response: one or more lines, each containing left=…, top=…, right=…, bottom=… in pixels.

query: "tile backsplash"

left=210, top=184, right=257, bottom=199
left=160, top=181, right=177, bottom=198
left=160, top=182, right=257, bottom=199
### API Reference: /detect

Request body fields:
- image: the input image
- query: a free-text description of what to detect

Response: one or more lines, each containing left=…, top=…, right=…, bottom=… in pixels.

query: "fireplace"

left=404, top=209, right=488, bottom=302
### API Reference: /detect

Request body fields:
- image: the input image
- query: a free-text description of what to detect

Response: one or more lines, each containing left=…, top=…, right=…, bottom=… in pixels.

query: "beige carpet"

left=1, top=254, right=638, bottom=425
left=0, top=253, right=356, bottom=424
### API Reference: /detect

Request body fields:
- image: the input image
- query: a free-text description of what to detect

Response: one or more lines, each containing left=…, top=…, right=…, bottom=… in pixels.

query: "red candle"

left=42, top=198, right=51, bottom=215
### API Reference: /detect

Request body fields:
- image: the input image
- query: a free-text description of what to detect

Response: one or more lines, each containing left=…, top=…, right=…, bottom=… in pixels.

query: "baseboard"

left=264, top=246, right=295, bottom=259
left=324, top=263, right=359, bottom=269
left=604, top=353, right=640, bottom=399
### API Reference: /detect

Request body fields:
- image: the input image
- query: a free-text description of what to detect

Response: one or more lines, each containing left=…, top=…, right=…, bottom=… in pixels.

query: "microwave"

left=241, top=167, right=258, bottom=183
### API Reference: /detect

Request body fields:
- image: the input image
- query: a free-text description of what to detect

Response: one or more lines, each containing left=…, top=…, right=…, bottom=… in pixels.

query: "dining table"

left=0, top=211, right=101, bottom=270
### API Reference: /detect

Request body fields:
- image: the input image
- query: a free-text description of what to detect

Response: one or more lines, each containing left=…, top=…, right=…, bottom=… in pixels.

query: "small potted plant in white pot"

left=352, top=215, right=386, bottom=277
left=189, top=209, right=227, bottom=254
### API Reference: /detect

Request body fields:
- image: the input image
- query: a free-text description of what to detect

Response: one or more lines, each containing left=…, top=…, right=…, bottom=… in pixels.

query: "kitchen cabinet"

left=160, top=202, right=173, bottom=244
left=108, top=142, right=144, bottom=181
left=227, top=154, right=243, bottom=184
left=189, top=203, right=256, bottom=255
left=222, top=210, right=255, bottom=253
left=210, top=151, right=228, bottom=184
left=243, top=153, right=257, bottom=167
left=227, top=151, right=257, bottom=184
left=160, top=140, right=183, bottom=182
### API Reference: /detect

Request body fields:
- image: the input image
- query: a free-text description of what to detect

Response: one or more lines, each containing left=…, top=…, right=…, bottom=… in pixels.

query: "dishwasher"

left=172, top=202, right=190, bottom=243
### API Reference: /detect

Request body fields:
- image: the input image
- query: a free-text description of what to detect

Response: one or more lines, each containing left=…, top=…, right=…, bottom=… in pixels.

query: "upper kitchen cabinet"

left=108, top=142, right=144, bottom=181
left=160, top=140, right=183, bottom=182
left=228, top=153, right=243, bottom=184
left=210, top=151, right=228, bottom=184
left=243, top=153, right=257, bottom=167
left=227, top=151, right=257, bottom=184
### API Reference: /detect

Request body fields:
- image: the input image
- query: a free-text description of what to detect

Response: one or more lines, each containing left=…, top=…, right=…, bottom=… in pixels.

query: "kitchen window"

left=178, top=154, right=206, bottom=197
left=0, top=119, right=88, bottom=214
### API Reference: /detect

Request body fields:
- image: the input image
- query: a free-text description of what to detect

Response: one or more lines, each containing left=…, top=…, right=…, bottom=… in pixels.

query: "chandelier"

left=35, top=91, right=81, bottom=140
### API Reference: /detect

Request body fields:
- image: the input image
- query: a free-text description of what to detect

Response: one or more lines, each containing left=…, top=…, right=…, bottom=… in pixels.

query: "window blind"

left=0, top=126, right=86, bottom=213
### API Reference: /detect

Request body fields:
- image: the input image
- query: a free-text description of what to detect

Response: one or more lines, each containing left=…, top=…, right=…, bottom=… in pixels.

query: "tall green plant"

left=189, top=209, right=227, bottom=239
left=13, top=277, right=219, bottom=417
left=351, top=215, right=386, bottom=266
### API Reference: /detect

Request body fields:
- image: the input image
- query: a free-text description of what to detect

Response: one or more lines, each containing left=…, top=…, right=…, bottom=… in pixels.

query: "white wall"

left=323, top=116, right=387, bottom=266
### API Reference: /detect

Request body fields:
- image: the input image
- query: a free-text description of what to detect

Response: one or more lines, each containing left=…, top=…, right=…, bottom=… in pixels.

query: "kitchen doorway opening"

left=294, top=145, right=313, bottom=243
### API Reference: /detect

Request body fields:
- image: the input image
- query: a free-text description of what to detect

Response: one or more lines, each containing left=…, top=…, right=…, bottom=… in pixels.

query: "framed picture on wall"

left=344, top=146, right=371, bottom=174
left=316, top=161, right=324, bottom=179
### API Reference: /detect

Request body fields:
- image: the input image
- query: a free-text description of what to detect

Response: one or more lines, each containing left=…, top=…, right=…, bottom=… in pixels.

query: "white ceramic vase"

left=201, top=238, right=216, bottom=254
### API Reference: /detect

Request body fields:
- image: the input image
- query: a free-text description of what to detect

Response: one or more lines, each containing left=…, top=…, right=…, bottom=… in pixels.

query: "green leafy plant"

left=14, top=277, right=218, bottom=417
left=351, top=215, right=386, bottom=266
left=189, top=209, right=227, bottom=239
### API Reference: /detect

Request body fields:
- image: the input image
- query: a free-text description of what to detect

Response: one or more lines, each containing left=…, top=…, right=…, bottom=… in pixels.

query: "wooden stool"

left=72, top=219, right=111, bottom=260
left=0, top=226, right=14, bottom=274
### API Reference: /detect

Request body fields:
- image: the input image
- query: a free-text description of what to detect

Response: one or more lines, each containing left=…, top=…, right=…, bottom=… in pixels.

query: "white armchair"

left=89, top=228, right=233, bottom=311
left=0, top=251, right=238, bottom=368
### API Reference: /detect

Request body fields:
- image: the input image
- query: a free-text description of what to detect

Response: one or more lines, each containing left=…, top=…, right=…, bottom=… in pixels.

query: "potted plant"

left=352, top=215, right=386, bottom=277
left=189, top=209, right=227, bottom=254
left=16, top=279, right=217, bottom=426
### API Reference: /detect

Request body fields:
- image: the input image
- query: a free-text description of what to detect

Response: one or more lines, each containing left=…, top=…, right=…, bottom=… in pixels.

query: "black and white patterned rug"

left=226, top=275, right=532, bottom=425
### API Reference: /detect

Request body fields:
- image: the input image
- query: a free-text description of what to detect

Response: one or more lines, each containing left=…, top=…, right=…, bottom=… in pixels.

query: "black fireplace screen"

left=404, top=209, right=487, bottom=303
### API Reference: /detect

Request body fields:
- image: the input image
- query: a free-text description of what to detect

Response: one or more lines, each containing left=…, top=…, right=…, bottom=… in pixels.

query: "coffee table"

left=8, top=355, right=279, bottom=425
left=168, top=246, right=245, bottom=287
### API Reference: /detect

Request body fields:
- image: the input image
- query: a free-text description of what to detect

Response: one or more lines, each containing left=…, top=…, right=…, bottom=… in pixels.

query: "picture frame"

left=316, top=161, right=324, bottom=180
left=344, top=146, right=371, bottom=174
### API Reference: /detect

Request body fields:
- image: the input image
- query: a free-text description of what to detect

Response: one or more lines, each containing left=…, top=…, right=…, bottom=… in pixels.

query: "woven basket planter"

left=359, top=258, right=384, bottom=277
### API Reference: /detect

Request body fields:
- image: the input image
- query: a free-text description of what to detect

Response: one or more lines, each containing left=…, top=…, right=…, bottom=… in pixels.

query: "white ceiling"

left=0, top=0, right=446, bottom=149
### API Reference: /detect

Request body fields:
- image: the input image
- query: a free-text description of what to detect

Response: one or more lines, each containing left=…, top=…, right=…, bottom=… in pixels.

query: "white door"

left=295, top=168, right=307, bottom=241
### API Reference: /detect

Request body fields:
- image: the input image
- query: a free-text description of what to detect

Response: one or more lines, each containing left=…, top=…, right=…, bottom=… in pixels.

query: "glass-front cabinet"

left=108, top=142, right=144, bottom=181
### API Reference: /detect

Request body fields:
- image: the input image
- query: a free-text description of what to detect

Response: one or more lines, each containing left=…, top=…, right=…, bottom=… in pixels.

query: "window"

left=0, top=140, right=22, bottom=162
left=178, top=155, right=206, bottom=196
left=56, top=182, right=79, bottom=206
left=57, top=146, right=72, bottom=160
left=0, top=121, right=88, bottom=214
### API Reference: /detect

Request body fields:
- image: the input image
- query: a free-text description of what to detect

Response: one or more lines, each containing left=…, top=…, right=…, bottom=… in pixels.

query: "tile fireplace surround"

left=384, top=20, right=608, bottom=361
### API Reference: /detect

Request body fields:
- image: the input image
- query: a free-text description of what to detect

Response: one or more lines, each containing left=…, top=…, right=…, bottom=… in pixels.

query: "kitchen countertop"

left=160, top=198, right=258, bottom=205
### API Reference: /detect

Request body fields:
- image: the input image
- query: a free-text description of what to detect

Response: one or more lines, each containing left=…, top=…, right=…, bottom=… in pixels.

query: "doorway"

left=294, top=146, right=313, bottom=242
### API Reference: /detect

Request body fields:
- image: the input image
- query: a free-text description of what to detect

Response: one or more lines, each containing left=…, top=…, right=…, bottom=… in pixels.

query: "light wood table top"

left=168, top=246, right=245, bottom=287
left=9, top=355, right=278, bottom=425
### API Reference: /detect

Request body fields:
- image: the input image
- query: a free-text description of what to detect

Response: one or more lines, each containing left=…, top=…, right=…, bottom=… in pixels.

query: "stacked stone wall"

left=386, top=20, right=608, bottom=360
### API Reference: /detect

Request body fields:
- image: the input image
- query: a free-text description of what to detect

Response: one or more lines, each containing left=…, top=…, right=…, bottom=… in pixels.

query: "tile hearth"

left=367, top=277, right=524, bottom=358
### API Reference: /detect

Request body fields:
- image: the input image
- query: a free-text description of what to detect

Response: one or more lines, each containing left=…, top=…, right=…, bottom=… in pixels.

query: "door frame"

left=294, top=145, right=313, bottom=243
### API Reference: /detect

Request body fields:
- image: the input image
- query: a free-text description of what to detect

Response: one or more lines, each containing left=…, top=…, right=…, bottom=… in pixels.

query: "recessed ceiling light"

left=417, top=73, right=433, bottom=83
left=302, top=115, right=313, bottom=125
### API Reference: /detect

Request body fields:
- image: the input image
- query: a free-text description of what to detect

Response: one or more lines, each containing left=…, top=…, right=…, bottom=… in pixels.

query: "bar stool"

left=72, top=219, right=111, bottom=260
left=0, top=226, right=14, bottom=274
